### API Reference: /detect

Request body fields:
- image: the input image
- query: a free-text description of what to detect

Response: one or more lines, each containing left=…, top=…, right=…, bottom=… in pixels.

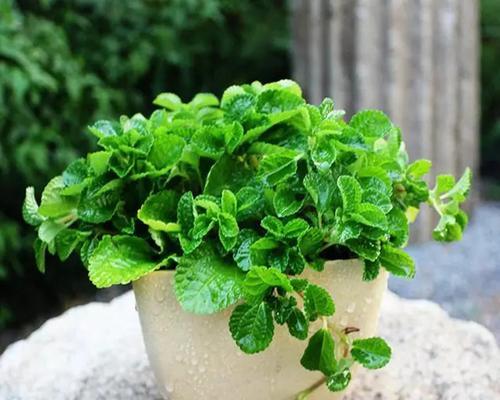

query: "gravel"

left=390, top=202, right=500, bottom=341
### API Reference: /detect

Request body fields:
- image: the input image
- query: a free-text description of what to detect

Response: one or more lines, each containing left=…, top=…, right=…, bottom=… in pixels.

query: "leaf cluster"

left=23, top=79, right=471, bottom=394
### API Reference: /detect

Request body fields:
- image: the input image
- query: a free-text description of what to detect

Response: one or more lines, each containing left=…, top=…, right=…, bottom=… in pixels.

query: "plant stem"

left=296, top=377, right=327, bottom=400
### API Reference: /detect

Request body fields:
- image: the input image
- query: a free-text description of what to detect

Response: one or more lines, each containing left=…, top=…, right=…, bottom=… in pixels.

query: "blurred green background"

left=0, top=0, right=499, bottom=344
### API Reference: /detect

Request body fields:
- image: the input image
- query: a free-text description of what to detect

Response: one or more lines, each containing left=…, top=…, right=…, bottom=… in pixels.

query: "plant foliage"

left=23, top=80, right=471, bottom=395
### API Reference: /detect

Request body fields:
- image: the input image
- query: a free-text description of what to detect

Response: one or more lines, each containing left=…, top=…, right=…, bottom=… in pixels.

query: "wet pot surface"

left=133, top=259, right=388, bottom=400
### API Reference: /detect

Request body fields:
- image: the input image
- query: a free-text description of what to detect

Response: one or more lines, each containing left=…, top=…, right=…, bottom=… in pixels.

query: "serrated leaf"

left=304, top=172, right=334, bottom=213
left=191, top=125, right=226, bottom=159
left=204, top=155, right=253, bottom=196
left=62, top=158, right=89, bottom=194
left=153, top=92, right=183, bottom=110
left=350, top=110, right=392, bottom=138
left=175, top=244, right=245, bottom=314
left=362, top=189, right=392, bottom=214
left=77, top=177, right=121, bottom=223
left=387, top=207, right=409, bottom=247
left=380, top=245, right=415, bottom=278
left=351, top=203, right=388, bottom=230
left=261, top=216, right=284, bottom=238
left=351, top=337, right=391, bottom=369
left=23, top=187, right=44, bottom=226
left=287, top=307, right=309, bottom=340
left=345, top=238, right=381, bottom=261
left=311, top=134, right=336, bottom=171
left=191, top=215, right=215, bottom=240
left=363, top=259, right=381, bottom=281
left=304, top=284, right=335, bottom=321
left=273, top=185, right=304, bottom=217
left=137, top=190, right=180, bottom=232
left=177, top=192, right=196, bottom=234
left=88, top=235, right=160, bottom=288
left=147, top=133, right=185, bottom=171
left=38, top=176, right=78, bottom=218
left=326, top=368, right=351, bottom=392
left=337, top=175, right=362, bottom=213
left=236, top=186, right=262, bottom=220
left=55, top=229, right=90, bottom=261
left=229, top=302, right=274, bottom=354
left=283, top=219, right=309, bottom=239
left=251, top=237, right=280, bottom=250
left=300, top=328, right=336, bottom=375
left=218, top=212, right=239, bottom=238
left=243, top=266, right=292, bottom=303
left=233, top=229, right=259, bottom=271
left=407, top=159, right=432, bottom=179
left=258, top=153, right=299, bottom=186
left=298, top=227, right=323, bottom=256
left=221, top=189, right=237, bottom=216
left=189, top=92, right=219, bottom=109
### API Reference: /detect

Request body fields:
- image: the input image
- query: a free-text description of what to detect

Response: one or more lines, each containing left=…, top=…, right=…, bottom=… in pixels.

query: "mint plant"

left=23, top=80, right=471, bottom=397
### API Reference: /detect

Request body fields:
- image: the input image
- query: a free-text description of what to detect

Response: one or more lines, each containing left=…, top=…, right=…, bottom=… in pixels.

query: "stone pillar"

left=292, top=0, right=479, bottom=242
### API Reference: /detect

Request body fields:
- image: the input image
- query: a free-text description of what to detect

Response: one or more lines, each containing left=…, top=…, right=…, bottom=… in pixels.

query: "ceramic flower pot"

left=133, top=259, right=388, bottom=400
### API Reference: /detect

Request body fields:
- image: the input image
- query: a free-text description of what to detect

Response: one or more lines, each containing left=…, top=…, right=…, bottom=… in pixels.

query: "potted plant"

left=23, top=80, right=471, bottom=399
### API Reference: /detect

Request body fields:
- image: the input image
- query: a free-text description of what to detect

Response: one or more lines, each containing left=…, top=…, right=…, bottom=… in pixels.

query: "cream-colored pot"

left=133, top=259, right=388, bottom=400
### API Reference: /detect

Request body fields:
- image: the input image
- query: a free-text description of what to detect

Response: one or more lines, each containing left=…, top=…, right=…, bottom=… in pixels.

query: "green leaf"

left=326, top=368, right=352, bottom=392
left=236, top=186, right=262, bottom=219
left=23, top=187, right=44, bottom=226
left=221, top=189, right=237, bottom=216
left=273, top=185, right=304, bottom=217
left=55, top=229, right=90, bottom=261
left=147, top=133, right=185, bottom=171
left=243, top=266, right=292, bottom=303
left=300, top=328, right=337, bottom=375
left=229, top=302, right=274, bottom=354
left=62, top=158, right=88, bottom=194
left=337, top=176, right=362, bottom=213
left=38, top=176, right=78, bottom=218
left=380, top=245, right=415, bottom=278
left=287, top=307, right=309, bottom=340
left=261, top=216, right=284, bottom=238
left=407, top=159, right=432, bottom=179
left=283, top=219, right=309, bottom=239
left=233, top=229, right=259, bottom=271
left=34, top=238, right=47, bottom=273
left=88, top=235, right=160, bottom=288
left=298, top=227, right=323, bottom=256
left=351, top=337, right=391, bottom=369
left=177, top=192, right=196, bottom=234
left=346, top=238, right=381, bottom=261
left=350, top=110, right=392, bottom=138
left=363, top=259, right=381, bottom=281
left=191, top=215, right=215, bottom=240
left=387, top=207, right=409, bottom=247
left=311, top=134, right=336, bottom=171
left=304, top=172, right=334, bottom=213
left=189, top=93, right=219, bottom=109
left=87, top=151, right=111, bottom=176
left=174, top=244, right=245, bottom=314
left=38, top=220, right=66, bottom=244
left=204, top=155, right=253, bottom=196
left=351, top=203, right=388, bottom=230
left=251, top=237, right=280, bottom=250
left=218, top=212, right=239, bottom=238
left=78, top=177, right=121, bottom=223
left=153, top=92, right=183, bottom=110
left=304, top=284, right=335, bottom=321
left=191, top=125, right=226, bottom=159
left=258, top=153, right=299, bottom=186
left=362, top=189, right=392, bottom=214
left=137, top=190, right=179, bottom=232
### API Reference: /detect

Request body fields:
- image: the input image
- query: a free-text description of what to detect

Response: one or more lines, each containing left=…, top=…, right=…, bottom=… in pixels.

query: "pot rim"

left=145, top=258, right=361, bottom=277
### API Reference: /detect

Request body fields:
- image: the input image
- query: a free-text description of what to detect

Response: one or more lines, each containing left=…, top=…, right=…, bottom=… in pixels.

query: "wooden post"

left=292, top=0, right=479, bottom=242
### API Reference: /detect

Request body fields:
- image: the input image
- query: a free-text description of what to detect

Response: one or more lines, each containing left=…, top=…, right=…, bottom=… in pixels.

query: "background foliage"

left=0, top=0, right=289, bottom=332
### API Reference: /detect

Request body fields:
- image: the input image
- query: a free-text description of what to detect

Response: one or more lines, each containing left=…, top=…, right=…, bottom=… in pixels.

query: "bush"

left=0, top=0, right=289, bottom=331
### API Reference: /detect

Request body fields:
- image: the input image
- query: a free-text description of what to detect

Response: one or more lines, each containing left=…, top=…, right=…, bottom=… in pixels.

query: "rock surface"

left=1, top=291, right=499, bottom=400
